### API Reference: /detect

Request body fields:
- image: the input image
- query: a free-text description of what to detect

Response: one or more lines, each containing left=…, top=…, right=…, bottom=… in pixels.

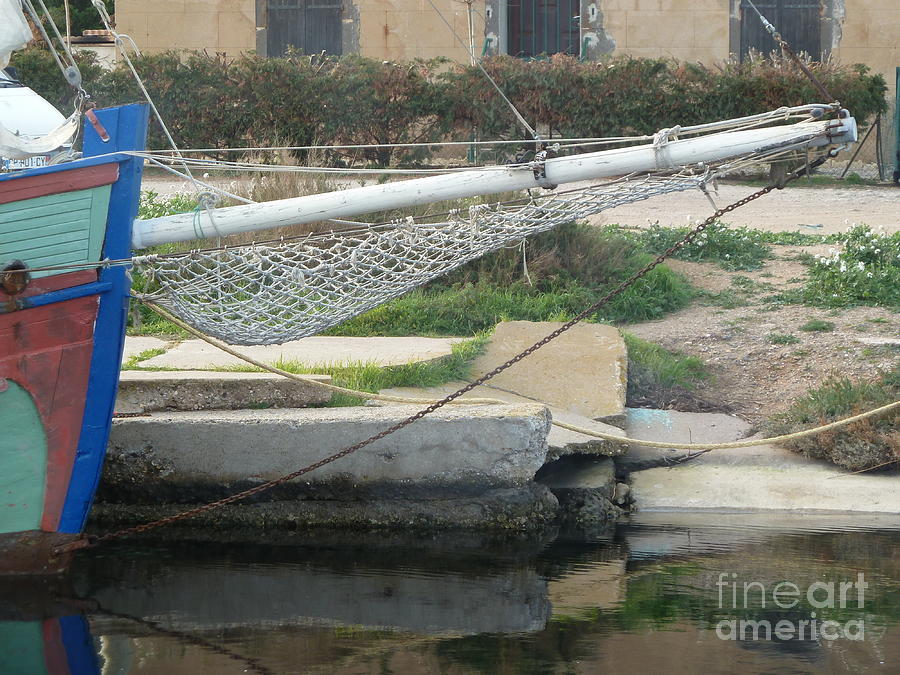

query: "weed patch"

left=767, top=367, right=900, bottom=472
left=799, top=319, right=836, bottom=332
left=623, top=333, right=713, bottom=410
left=634, top=222, right=771, bottom=270
left=767, top=333, right=800, bottom=345
left=219, top=334, right=489, bottom=407
left=122, top=347, right=167, bottom=370
left=801, top=225, right=900, bottom=308
left=328, top=224, right=694, bottom=335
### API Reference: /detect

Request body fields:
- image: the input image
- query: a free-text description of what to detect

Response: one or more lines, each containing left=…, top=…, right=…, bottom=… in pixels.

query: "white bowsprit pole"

left=132, top=114, right=857, bottom=249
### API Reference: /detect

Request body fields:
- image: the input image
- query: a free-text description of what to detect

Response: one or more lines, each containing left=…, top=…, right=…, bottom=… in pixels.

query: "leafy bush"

left=447, top=54, right=888, bottom=145
left=634, top=222, right=772, bottom=270
left=10, top=47, right=888, bottom=165
left=36, top=1, right=112, bottom=36
left=802, top=225, right=900, bottom=308
left=8, top=44, right=105, bottom=110
left=768, top=367, right=900, bottom=472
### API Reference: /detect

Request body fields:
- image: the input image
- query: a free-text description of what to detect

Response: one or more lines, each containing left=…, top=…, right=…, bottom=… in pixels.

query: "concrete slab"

left=122, top=336, right=169, bottom=362
left=470, top=321, right=627, bottom=422
left=380, top=382, right=628, bottom=458
left=115, top=370, right=333, bottom=413
left=619, top=408, right=753, bottom=470
left=140, top=336, right=464, bottom=369
left=91, top=484, right=560, bottom=534
left=630, top=440, right=900, bottom=514
left=102, top=403, right=552, bottom=504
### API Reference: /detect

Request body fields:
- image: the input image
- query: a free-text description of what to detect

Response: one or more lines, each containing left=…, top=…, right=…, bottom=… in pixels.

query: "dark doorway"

left=267, top=0, right=343, bottom=57
left=740, top=0, right=824, bottom=61
left=507, top=0, right=580, bottom=58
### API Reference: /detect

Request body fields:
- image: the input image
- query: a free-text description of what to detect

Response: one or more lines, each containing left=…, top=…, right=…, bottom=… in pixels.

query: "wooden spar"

left=133, top=116, right=857, bottom=248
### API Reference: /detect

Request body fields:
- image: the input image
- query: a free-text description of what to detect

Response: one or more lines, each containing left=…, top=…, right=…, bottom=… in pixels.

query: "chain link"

left=58, top=169, right=811, bottom=554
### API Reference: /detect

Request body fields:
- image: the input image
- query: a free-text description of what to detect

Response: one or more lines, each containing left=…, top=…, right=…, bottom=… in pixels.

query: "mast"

left=132, top=115, right=857, bottom=249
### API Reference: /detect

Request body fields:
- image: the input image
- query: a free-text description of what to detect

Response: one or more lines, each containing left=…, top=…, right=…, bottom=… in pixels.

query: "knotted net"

left=132, top=172, right=710, bottom=345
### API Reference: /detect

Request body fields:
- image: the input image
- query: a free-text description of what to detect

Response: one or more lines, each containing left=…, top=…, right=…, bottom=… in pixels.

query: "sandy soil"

left=626, top=249, right=898, bottom=425
left=590, top=183, right=899, bottom=425
left=587, top=182, right=900, bottom=234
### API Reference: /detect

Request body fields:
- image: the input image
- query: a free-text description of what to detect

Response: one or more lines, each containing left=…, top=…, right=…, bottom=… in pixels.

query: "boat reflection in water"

left=3, top=516, right=900, bottom=674
left=0, top=579, right=99, bottom=675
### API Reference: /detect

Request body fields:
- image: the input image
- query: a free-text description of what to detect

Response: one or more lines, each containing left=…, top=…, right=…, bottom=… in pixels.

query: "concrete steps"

left=115, top=370, right=332, bottom=413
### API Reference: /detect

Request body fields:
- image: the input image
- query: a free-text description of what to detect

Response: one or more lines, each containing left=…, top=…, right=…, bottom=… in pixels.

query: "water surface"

left=5, top=513, right=900, bottom=674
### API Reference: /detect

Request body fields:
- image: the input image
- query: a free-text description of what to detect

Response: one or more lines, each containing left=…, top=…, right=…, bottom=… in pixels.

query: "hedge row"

left=11, top=47, right=888, bottom=165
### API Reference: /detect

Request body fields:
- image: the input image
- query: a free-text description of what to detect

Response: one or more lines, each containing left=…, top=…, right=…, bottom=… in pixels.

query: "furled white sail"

left=0, top=0, right=32, bottom=68
left=0, top=114, right=78, bottom=159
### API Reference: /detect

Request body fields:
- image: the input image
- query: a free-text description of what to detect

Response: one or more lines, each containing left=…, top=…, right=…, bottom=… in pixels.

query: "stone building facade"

left=116, top=0, right=897, bottom=149
left=114, top=1, right=897, bottom=75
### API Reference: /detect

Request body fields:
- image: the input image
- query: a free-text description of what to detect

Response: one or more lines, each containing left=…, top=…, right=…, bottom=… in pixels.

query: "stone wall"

left=115, top=0, right=897, bottom=124
left=114, top=0, right=256, bottom=54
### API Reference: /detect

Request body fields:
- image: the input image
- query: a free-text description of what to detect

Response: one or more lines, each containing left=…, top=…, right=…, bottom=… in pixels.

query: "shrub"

left=802, top=225, right=900, bottom=308
left=768, top=367, right=900, bottom=472
left=10, top=48, right=888, bottom=166
left=446, top=54, right=887, bottom=145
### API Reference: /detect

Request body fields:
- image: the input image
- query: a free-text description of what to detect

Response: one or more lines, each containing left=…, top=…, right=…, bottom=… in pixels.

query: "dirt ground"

left=587, top=182, right=900, bottom=234
left=627, top=253, right=898, bottom=425
left=589, top=183, right=898, bottom=426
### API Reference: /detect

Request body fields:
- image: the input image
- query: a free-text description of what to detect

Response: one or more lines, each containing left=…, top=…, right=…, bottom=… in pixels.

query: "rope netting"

left=133, top=172, right=711, bottom=345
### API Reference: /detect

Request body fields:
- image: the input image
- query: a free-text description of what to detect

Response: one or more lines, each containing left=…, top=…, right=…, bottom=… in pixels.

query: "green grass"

left=622, top=333, right=709, bottom=408
left=121, top=347, right=167, bottom=370
left=220, top=334, right=490, bottom=406
left=138, top=190, right=199, bottom=222
left=767, top=366, right=900, bottom=472
left=767, top=333, right=800, bottom=345
left=632, top=222, right=772, bottom=270
left=800, top=225, right=900, bottom=309
left=326, top=224, right=695, bottom=335
left=799, top=319, right=836, bottom=332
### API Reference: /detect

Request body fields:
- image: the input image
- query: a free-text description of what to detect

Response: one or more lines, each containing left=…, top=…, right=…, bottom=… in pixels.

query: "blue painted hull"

left=0, top=105, right=149, bottom=574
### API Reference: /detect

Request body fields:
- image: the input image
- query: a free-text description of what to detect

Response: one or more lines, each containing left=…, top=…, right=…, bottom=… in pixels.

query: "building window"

left=507, top=0, right=580, bottom=58
left=739, top=0, right=824, bottom=61
left=266, top=0, right=343, bottom=57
